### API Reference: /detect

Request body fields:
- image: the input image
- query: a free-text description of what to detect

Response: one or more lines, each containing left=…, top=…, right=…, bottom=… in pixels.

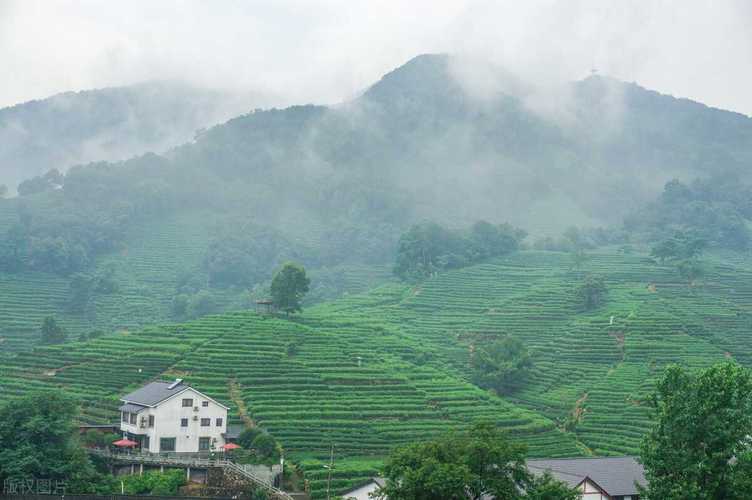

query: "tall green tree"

left=471, top=336, right=533, bottom=395
left=376, top=422, right=577, bottom=500
left=40, top=316, right=66, bottom=344
left=575, top=275, right=607, bottom=311
left=639, top=362, right=752, bottom=499
left=0, top=392, right=108, bottom=493
left=394, top=221, right=525, bottom=282
left=270, top=262, right=310, bottom=315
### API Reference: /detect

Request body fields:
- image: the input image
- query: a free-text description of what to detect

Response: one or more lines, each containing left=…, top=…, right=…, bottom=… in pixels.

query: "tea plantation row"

left=2, top=250, right=752, bottom=496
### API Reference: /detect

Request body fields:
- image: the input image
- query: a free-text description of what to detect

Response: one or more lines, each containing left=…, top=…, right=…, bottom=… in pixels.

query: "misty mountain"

left=2, top=52, right=752, bottom=348
left=4, top=53, right=752, bottom=286
left=165, top=53, right=752, bottom=233
left=0, top=81, right=280, bottom=192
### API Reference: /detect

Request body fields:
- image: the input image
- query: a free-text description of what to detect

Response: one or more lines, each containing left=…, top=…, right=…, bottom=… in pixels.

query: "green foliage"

left=649, top=229, right=707, bottom=264
left=120, top=469, right=186, bottom=495
left=524, top=472, right=581, bottom=500
left=237, top=428, right=281, bottom=462
left=270, top=262, right=310, bottom=315
left=0, top=155, right=174, bottom=275
left=40, top=316, right=65, bottom=344
left=205, top=224, right=313, bottom=288
left=0, top=392, right=110, bottom=494
left=251, top=433, right=281, bottom=462
left=377, top=422, right=575, bottom=500
left=68, top=265, right=117, bottom=312
left=171, top=293, right=190, bottom=318
left=80, top=430, right=120, bottom=448
left=569, top=248, right=590, bottom=270
left=677, top=258, right=705, bottom=285
left=629, top=177, right=752, bottom=251
left=639, top=362, right=752, bottom=500
left=237, top=427, right=265, bottom=449
left=187, top=290, right=218, bottom=318
left=394, top=221, right=525, bottom=281
left=471, top=336, right=533, bottom=395
left=18, top=169, right=64, bottom=196
left=575, top=275, right=607, bottom=311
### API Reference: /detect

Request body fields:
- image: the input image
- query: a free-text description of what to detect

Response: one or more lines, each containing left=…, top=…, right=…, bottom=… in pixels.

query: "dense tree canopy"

left=0, top=392, right=108, bottom=493
left=640, top=362, right=752, bottom=499
left=40, top=316, right=65, bottom=344
left=394, top=221, right=526, bottom=281
left=376, top=422, right=578, bottom=500
left=627, top=177, right=752, bottom=251
left=17, top=169, right=64, bottom=197
left=205, top=224, right=312, bottom=288
left=471, top=336, right=533, bottom=395
left=575, top=275, right=607, bottom=311
left=270, top=262, right=310, bottom=315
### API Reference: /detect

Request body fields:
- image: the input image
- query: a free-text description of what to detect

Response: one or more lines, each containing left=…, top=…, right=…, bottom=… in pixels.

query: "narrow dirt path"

left=228, top=378, right=255, bottom=428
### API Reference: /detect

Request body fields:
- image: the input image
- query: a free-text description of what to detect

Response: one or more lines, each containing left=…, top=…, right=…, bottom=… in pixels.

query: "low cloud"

left=1, top=0, right=751, bottom=115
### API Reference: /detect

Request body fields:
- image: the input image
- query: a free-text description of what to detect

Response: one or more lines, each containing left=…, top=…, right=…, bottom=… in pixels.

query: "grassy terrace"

left=1, top=250, right=752, bottom=496
left=0, top=204, right=391, bottom=354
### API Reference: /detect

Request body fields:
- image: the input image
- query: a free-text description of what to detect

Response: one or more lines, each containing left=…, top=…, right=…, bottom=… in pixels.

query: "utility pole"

left=324, top=443, right=335, bottom=500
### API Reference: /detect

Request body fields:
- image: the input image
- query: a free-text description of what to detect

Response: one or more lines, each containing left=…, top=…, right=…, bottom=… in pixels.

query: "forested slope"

left=0, top=81, right=276, bottom=192
left=2, top=53, right=752, bottom=353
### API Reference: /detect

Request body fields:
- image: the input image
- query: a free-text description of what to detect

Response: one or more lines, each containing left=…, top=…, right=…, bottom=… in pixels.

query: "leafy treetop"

left=270, top=262, right=311, bottom=315
left=376, top=421, right=578, bottom=500
left=640, top=362, right=752, bottom=500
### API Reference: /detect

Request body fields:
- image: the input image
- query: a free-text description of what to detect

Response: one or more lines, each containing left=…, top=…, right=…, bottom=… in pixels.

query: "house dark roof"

left=119, top=403, right=147, bottom=413
left=526, top=456, right=645, bottom=496
left=120, top=380, right=188, bottom=406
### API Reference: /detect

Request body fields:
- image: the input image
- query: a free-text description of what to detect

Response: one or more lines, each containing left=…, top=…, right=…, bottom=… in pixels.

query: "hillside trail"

left=229, top=378, right=256, bottom=428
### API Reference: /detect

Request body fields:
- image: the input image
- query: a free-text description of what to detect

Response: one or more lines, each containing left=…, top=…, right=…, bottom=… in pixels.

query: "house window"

left=180, top=418, right=188, bottom=427
left=148, top=415, right=155, bottom=428
left=160, top=437, right=176, bottom=452
left=182, top=398, right=193, bottom=407
left=130, top=413, right=137, bottom=425
left=122, top=412, right=128, bottom=422
left=200, top=418, right=211, bottom=427
left=202, top=401, right=209, bottom=407
left=198, top=437, right=211, bottom=451
left=216, top=418, right=223, bottom=427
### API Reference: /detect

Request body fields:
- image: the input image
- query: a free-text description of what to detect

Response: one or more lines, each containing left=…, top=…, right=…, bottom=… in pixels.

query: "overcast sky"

left=1, top=0, right=751, bottom=115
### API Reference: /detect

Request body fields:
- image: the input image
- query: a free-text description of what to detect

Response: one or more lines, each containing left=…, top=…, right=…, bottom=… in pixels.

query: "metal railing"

left=88, top=449, right=293, bottom=500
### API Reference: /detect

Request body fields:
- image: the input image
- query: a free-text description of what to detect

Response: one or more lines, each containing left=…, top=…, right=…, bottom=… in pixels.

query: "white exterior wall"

left=342, top=482, right=379, bottom=500
left=120, top=388, right=227, bottom=453
left=579, top=479, right=610, bottom=500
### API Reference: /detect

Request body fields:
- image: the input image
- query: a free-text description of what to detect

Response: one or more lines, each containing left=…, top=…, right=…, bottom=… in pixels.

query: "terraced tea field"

left=0, top=201, right=391, bottom=354
left=0, top=210, right=217, bottom=352
left=2, top=250, right=752, bottom=496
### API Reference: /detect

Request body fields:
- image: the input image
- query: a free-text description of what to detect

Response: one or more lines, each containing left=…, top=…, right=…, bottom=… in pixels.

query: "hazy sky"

left=1, top=0, right=751, bottom=114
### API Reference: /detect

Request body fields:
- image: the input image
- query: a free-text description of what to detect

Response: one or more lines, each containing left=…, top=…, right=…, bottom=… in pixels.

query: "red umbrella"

left=113, top=438, right=138, bottom=448
left=221, top=443, right=241, bottom=450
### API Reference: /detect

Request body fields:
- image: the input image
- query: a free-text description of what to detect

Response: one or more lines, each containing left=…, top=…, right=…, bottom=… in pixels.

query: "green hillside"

left=4, top=54, right=752, bottom=356
left=2, top=249, right=751, bottom=496
left=0, top=81, right=277, bottom=193
left=0, top=202, right=391, bottom=353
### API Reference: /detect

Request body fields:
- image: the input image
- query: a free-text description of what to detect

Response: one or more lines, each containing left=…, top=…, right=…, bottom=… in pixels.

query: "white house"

left=119, top=379, right=229, bottom=453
